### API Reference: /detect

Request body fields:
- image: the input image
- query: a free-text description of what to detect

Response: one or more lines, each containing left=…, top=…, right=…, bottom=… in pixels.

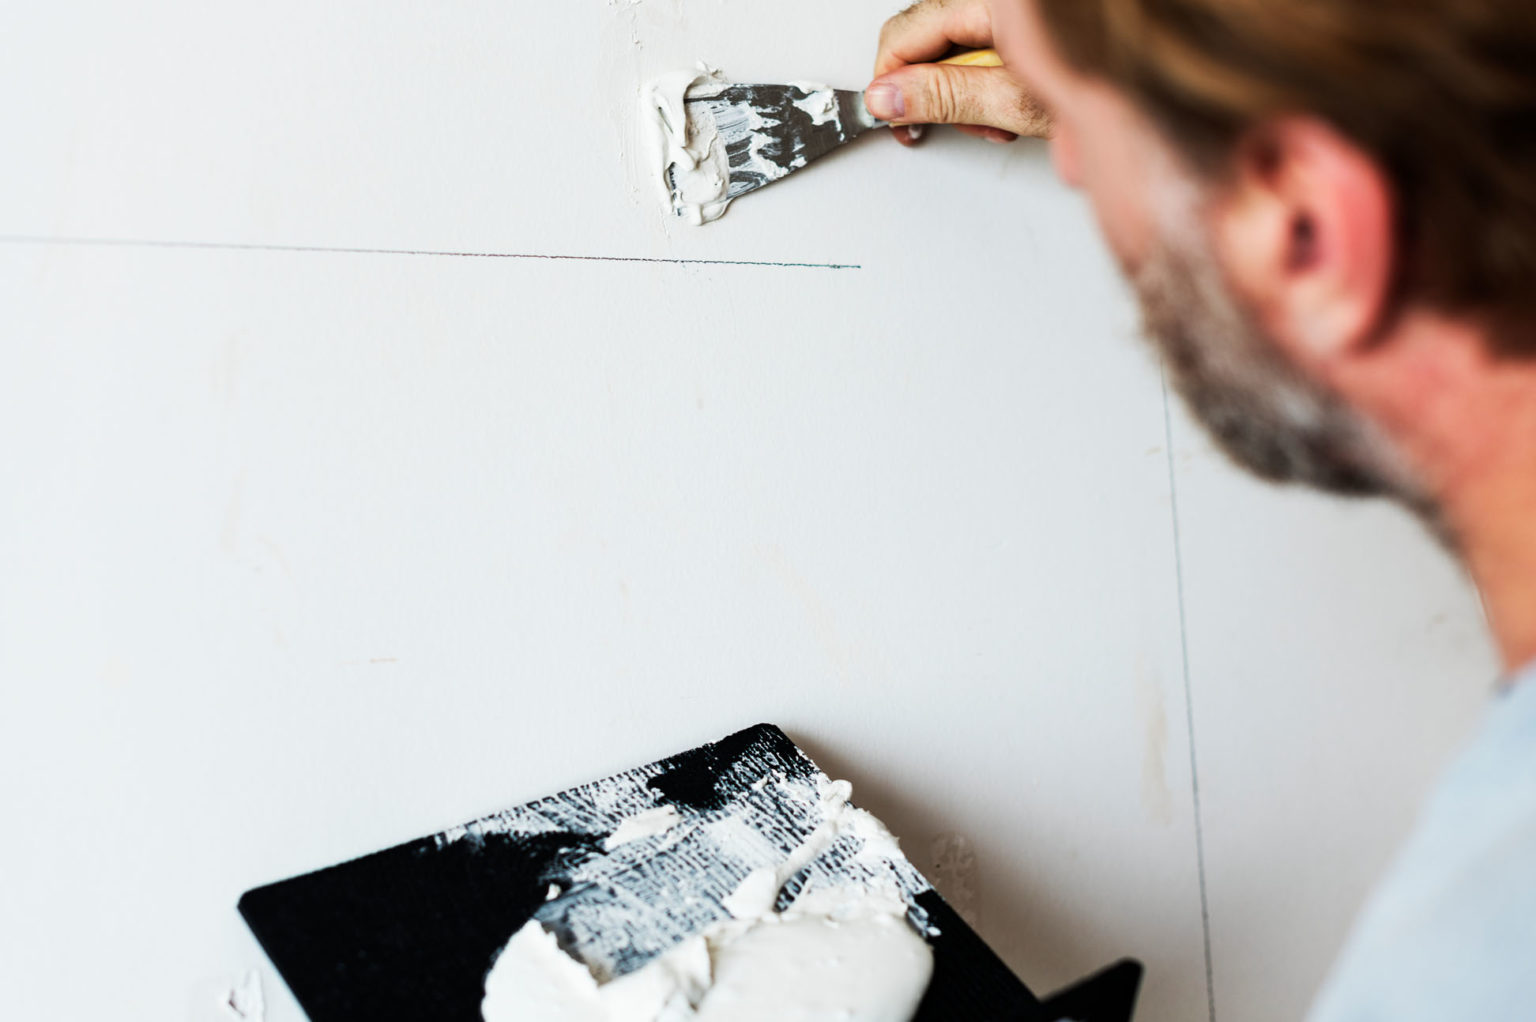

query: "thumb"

left=865, top=64, right=1050, bottom=137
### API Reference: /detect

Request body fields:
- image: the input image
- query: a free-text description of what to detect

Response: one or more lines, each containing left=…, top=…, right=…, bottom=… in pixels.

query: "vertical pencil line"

left=1161, top=365, right=1217, bottom=1022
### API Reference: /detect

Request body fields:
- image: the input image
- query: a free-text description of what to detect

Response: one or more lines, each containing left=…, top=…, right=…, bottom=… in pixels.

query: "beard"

left=1127, top=196, right=1443, bottom=533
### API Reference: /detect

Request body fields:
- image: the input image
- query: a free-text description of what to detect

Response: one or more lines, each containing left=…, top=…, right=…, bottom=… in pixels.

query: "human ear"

left=1210, top=118, right=1395, bottom=366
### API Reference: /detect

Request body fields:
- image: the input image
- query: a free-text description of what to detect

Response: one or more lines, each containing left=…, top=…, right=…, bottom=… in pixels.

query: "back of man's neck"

left=1433, top=374, right=1536, bottom=675
left=1361, top=316, right=1536, bottom=675
left=1455, top=482, right=1536, bottom=675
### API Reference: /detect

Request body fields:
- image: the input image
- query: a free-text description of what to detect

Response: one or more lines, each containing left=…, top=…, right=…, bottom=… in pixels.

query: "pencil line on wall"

left=1162, top=364, right=1218, bottom=1022
left=0, top=234, right=861, bottom=271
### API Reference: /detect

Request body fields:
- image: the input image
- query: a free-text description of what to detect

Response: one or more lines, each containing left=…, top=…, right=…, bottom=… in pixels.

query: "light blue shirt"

left=1309, top=664, right=1536, bottom=1020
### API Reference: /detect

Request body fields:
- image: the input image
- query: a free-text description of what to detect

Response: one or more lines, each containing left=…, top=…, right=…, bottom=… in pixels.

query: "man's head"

left=992, top=0, right=1536, bottom=533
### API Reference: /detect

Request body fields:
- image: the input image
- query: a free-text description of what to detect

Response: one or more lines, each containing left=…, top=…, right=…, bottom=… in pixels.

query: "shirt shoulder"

left=1309, top=670, right=1536, bottom=1021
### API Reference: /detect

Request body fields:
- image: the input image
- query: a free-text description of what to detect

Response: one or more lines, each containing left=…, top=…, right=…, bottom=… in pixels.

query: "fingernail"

left=865, top=83, right=905, bottom=121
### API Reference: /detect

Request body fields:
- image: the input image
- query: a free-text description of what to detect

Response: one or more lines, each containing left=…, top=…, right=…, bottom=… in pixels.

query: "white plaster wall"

left=0, top=3, right=1496, bottom=1021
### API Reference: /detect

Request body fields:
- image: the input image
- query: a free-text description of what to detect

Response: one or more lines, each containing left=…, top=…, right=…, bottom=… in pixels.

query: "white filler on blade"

left=643, top=65, right=883, bottom=225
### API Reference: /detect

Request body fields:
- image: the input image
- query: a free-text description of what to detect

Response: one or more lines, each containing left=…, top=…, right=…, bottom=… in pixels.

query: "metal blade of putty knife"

left=681, top=84, right=884, bottom=204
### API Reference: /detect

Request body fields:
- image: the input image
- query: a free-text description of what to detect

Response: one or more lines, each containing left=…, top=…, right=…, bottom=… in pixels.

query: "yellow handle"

left=938, top=48, right=1003, bottom=68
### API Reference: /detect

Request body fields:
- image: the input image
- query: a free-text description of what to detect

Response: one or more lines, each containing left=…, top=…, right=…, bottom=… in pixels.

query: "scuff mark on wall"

left=1138, top=659, right=1175, bottom=825
left=220, top=468, right=246, bottom=554
left=759, top=542, right=855, bottom=681
left=930, top=831, right=980, bottom=928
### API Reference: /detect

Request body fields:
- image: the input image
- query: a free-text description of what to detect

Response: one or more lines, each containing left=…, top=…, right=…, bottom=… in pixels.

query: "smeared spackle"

left=602, top=805, right=682, bottom=851
left=483, top=872, right=932, bottom=1022
left=647, top=726, right=766, bottom=811
left=644, top=66, right=733, bottom=226
left=436, top=727, right=935, bottom=987
left=644, top=68, right=883, bottom=225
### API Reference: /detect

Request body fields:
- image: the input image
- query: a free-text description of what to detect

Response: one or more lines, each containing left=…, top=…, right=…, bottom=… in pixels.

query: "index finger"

left=874, top=0, right=998, bottom=77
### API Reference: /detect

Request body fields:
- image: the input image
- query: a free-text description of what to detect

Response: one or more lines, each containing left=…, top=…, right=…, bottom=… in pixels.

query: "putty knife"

left=675, top=49, right=1003, bottom=212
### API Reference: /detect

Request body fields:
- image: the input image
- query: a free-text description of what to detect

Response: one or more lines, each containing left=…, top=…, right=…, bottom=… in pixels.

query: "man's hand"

left=868, top=0, right=1052, bottom=146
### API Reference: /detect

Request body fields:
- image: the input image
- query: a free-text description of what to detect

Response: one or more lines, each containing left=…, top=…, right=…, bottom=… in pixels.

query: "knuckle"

left=1015, top=93, right=1053, bottom=137
left=929, top=68, right=962, bottom=122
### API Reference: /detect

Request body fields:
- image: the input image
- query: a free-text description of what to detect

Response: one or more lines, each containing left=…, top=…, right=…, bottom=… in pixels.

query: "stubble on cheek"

left=1127, top=180, right=1442, bottom=533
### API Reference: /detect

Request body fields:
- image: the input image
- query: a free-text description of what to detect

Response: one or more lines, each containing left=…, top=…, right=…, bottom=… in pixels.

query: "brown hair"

left=1035, top=0, right=1536, bottom=352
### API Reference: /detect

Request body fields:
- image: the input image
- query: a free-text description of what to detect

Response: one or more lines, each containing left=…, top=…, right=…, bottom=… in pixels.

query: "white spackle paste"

left=439, top=763, right=936, bottom=984
left=786, top=81, right=839, bottom=126
left=718, top=867, right=780, bottom=920
left=603, top=805, right=683, bottom=851
left=693, top=887, right=934, bottom=1022
left=481, top=882, right=932, bottom=1022
left=643, top=66, right=732, bottom=226
left=482, top=920, right=707, bottom=1022
left=475, top=761, right=936, bottom=1022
